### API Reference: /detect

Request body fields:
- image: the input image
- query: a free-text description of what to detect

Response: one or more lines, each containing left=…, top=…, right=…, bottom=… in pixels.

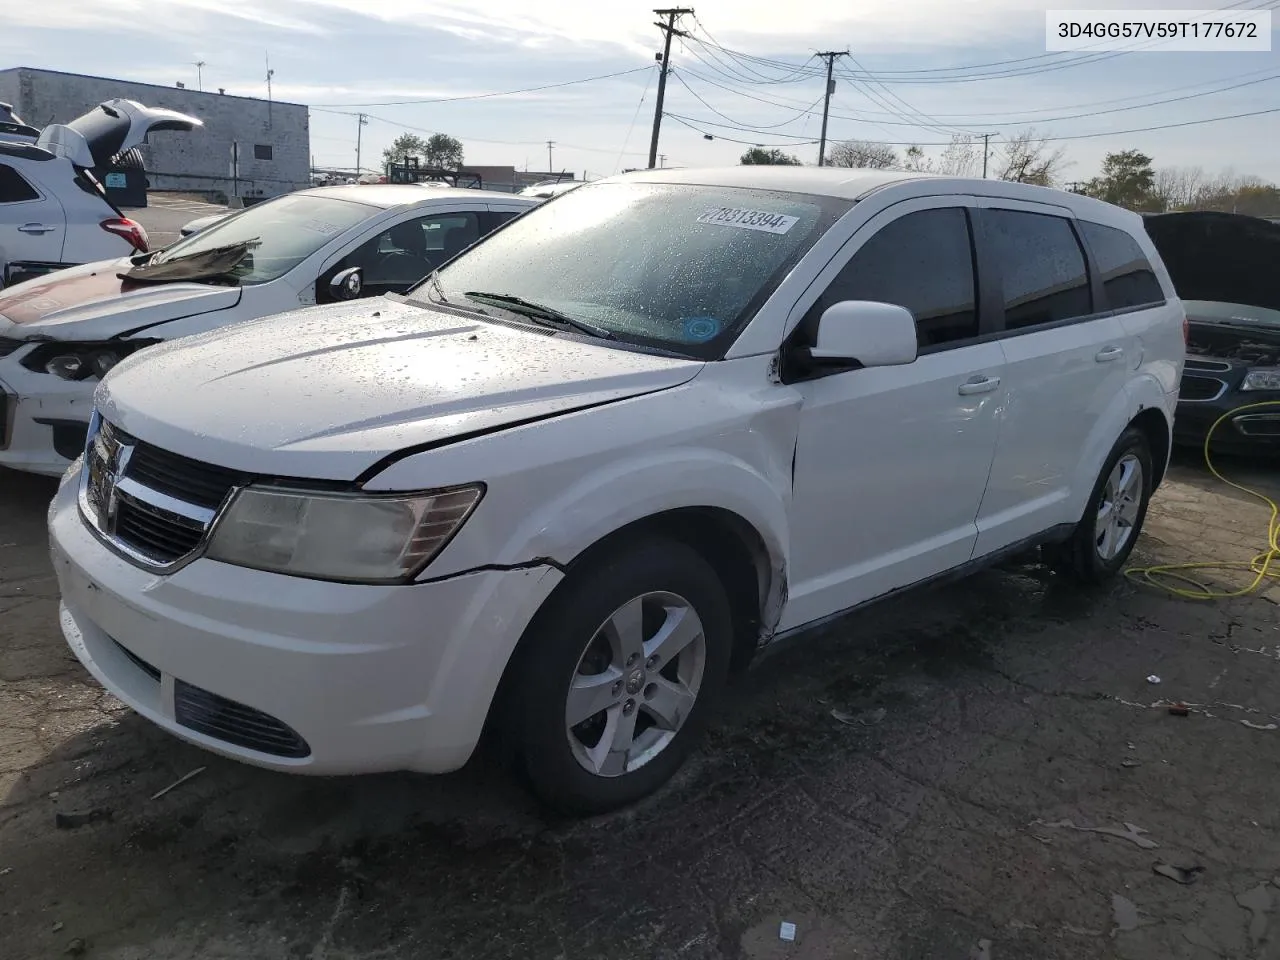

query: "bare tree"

left=995, top=128, right=1069, bottom=186
left=936, top=135, right=981, bottom=177
left=827, top=138, right=898, bottom=169
left=1152, top=166, right=1207, bottom=211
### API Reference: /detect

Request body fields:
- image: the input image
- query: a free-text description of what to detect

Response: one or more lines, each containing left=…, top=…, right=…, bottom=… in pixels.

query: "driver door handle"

left=958, top=375, right=1001, bottom=396
left=1095, top=345, right=1124, bottom=362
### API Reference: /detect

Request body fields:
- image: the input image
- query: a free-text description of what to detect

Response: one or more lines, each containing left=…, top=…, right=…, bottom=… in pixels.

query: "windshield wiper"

left=463, top=291, right=615, bottom=340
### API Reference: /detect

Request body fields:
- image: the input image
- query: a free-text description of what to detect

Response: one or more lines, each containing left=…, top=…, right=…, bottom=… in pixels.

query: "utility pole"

left=816, top=50, right=848, bottom=167
left=546, top=140, right=555, bottom=173
left=194, top=61, right=205, bottom=92
left=355, top=113, right=368, bottom=175
left=265, top=54, right=274, bottom=127
left=648, top=7, right=693, bottom=170
left=980, top=132, right=997, bottom=178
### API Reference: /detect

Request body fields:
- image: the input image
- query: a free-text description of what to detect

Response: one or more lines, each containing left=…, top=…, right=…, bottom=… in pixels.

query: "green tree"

left=740, top=147, right=801, bottom=166
left=382, top=132, right=428, bottom=170
left=425, top=133, right=464, bottom=170
left=1082, top=150, right=1157, bottom=210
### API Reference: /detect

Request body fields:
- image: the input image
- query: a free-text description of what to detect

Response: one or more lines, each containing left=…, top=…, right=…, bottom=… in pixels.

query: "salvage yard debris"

left=54, top=808, right=112, bottom=830
left=1031, top=819, right=1160, bottom=849
left=1152, top=862, right=1204, bottom=885
left=149, top=766, right=206, bottom=801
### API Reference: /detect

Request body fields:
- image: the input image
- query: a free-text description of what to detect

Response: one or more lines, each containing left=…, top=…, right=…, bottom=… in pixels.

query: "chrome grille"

left=114, top=489, right=205, bottom=562
left=1185, top=358, right=1232, bottom=373
left=174, top=680, right=310, bottom=758
left=127, top=442, right=245, bottom=510
left=1178, top=375, right=1227, bottom=402
left=79, top=412, right=241, bottom=570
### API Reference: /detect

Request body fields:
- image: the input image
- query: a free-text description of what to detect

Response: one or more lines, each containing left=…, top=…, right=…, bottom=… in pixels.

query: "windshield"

left=415, top=182, right=848, bottom=357
left=152, top=194, right=376, bottom=284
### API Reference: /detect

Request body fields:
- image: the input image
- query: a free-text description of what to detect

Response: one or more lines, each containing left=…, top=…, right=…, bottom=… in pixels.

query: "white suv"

left=1, top=99, right=201, bottom=288
left=48, top=167, right=1185, bottom=815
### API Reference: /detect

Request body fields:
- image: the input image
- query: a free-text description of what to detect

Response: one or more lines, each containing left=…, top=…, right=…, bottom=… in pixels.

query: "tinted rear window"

left=1080, top=221, right=1163, bottom=310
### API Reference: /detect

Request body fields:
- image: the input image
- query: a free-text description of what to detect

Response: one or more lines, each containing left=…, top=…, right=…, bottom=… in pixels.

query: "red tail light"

left=1182, top=314, right=1190, bottom=344
left=100, top=217, right=150, bottom=253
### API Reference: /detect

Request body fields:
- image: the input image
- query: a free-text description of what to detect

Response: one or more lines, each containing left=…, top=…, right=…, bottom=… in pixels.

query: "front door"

left=780, top=200, right=1005, bottom=632
left=0, top=162, right=65, bottom=284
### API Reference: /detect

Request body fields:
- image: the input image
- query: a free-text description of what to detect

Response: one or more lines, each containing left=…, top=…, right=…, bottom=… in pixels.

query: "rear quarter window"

left=1079, top=221, right=1164, bottom=310
left=0, top=163, right=39, bottom=203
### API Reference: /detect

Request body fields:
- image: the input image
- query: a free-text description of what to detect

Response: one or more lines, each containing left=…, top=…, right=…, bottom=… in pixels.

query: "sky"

left=3, top=0, right=1278, bottom=184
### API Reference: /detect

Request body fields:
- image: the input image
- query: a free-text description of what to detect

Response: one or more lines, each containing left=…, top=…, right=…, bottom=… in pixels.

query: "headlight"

left=1241, top=368, right=1280, bottom=392
left=20, top=340, right=159, bottom=380
left=204, top=484, right=484, bottom=583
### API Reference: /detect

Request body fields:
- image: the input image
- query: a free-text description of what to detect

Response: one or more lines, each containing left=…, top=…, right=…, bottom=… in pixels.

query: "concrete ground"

left=1, top=454, right=1278, bottom=960
left=124, top=193, right=229, bottom=249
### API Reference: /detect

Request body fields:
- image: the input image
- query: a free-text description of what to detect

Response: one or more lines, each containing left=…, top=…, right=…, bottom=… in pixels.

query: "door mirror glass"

left=811, top=300, right=918, bottom=367
left=329, top=266, right=363, bottom=301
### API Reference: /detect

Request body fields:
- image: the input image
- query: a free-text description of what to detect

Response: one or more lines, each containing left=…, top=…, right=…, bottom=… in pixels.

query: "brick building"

left=0, top=67, right=310, bottom=201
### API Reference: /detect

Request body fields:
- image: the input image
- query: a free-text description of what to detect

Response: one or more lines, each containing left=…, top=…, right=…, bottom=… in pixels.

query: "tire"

left=510, top=538, right=733, bottom=816
left=1047, top=426, right=1154, bottom=584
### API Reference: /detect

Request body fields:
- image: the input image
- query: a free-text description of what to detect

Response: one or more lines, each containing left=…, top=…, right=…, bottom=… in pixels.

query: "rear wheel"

left=511, top=538, right=733, bottom=816
left=1047, top=426, right=1153, bottom=583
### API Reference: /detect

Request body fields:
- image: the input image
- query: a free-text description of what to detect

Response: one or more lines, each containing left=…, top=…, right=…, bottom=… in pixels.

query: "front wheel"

left=510, top=538, right=733, bottom=816
left=1047, top=426, right=1154, bottom=583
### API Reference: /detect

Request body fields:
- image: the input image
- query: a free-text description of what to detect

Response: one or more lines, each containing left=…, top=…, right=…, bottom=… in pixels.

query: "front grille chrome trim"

left=77, top=411, right=241, bottom=575
left=1177, top=376, right=1229, bottom=403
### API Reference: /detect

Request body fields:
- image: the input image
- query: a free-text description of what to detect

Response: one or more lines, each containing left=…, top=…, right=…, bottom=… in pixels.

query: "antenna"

left=265, top=53, right=274, bottom=126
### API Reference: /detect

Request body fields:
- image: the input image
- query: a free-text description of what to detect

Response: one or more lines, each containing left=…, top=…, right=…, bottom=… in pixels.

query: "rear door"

left=971, top=200, right=1131, bottom=556
left=0, top=161, right=66, bottom=285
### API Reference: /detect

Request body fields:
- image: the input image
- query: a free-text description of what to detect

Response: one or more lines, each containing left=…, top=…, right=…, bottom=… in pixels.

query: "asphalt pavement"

left=125, top=193, right=229, bottom=249
left=1, top=455, right=1278, bottom=959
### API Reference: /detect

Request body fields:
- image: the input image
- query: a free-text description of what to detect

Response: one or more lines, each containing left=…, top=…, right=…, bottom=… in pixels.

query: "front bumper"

left=1174, top=392, right=1280, bottom=455
left=0, top=357, right=94, bottom=476
left=48, top=469, right=564, bottom=775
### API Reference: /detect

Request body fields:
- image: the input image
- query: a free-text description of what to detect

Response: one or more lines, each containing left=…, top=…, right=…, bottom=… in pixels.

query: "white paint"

left=48, top=169, right=1185, bottom=784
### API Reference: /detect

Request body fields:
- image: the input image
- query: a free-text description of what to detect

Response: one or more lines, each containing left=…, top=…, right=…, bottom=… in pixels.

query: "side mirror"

left=329, top=266, right=363, bottom=301
left=809, top=300, right=918, bottom=368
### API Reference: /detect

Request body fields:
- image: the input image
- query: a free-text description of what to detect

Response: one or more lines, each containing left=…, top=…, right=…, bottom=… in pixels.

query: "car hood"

left=1145, top=212, right=1280, bottom=315
left=0, top=260, right=241, bottom=341
left=97, top=299, right=704, bottom=479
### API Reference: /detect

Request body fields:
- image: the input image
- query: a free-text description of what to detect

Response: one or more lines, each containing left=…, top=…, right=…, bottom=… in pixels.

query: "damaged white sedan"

left=49, top=167, right=1184, bottom=814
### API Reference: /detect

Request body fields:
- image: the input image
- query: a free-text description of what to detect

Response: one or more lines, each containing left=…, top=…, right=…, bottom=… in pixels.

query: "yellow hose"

left=1125, top=399, right=1280, bottom=600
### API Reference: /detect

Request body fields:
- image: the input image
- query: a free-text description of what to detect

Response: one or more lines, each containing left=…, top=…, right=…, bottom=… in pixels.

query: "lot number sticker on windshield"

left=697, top=207, right=798, bottom=235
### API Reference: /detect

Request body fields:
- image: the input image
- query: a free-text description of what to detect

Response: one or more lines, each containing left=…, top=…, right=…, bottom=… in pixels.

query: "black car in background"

left=1145, top=212, right=1280, bottom=455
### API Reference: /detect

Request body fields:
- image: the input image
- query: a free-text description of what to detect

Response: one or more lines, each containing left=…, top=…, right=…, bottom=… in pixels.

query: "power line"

left=671, top=60, right=1280, bottom=135
left=683, top=0, right=1276, bottom=85
left=614, top=65, right=659, bottom=174
left=310, top=66, right=653, bottom=107
left=664, top=104, right=1280, bottom=147
left=670, top=69, right=824, bottom=129
left=665, top=112, right=818, bottom=147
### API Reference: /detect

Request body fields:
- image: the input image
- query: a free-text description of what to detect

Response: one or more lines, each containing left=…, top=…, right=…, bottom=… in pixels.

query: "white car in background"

left=0, top=184, right=535, bottom=475
left=1, top=99, right=202, bottom=288
left=47, top=167, right=1184, bottom=814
